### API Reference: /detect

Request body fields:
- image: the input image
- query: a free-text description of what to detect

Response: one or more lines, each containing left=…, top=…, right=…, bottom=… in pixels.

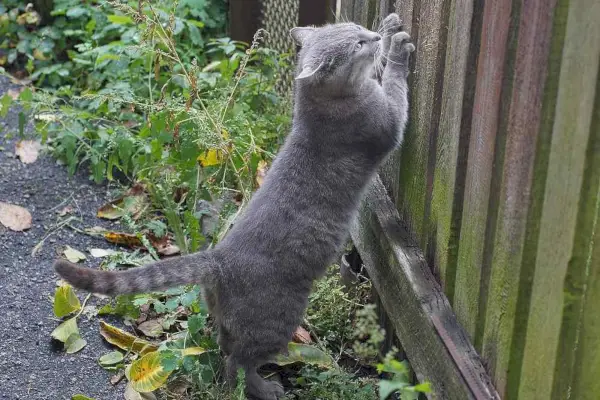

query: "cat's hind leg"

left=225, top=355, right=284, bottom=400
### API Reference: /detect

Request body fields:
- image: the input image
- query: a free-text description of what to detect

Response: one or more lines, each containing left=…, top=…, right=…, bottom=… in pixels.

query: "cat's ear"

left=290, top=27, right=316, bottom=46
left=296, top=61, right=324, bottom=80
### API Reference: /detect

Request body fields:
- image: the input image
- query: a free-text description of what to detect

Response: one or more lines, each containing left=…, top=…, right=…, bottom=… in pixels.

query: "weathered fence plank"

left=517, top=0, right=600, bottom=397
left=479, top=0, right=558, bottom=396
left=563, top=74, right=600, bottom=400
left=453, top=0, right=512, bottom=339
left=396, top=0, right=449, bottom=248
left=429, top=0, right=480, bottom=299
left=351, top=176, right=499, bottom=399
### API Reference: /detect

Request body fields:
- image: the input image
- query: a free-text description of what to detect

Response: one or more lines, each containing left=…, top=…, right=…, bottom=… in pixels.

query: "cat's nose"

left=373, top=34, right=382, bottom=41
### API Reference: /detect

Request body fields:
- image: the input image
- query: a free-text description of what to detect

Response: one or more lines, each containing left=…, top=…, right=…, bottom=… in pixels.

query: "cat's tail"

left=53, top=251, right=216, bottom=296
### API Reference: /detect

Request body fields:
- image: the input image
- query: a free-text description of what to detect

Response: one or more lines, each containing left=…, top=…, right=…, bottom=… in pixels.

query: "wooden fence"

left=343, top=0, right=600, bottom=399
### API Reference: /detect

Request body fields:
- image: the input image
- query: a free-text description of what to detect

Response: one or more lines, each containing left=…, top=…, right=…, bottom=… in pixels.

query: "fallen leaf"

left=124, top=382, right=157, bottom=400
left=292, top=326, right=312, bottom=344
left=150, top=234, right=180, bottom=256
left=136, top=319, right=163, bottom=338
left=274, top=342, right=335, bottom=369
left=103, top=231, right=180, bottom=256
left=99, top=321, right=158, bottom=355
left=0, top=202, right=32, bottom=231
left=72, top=395, right=96, bottom=400
left=63, top=246, right=86, bottom=263
left=89, top=248, right=116, bottom=258
left=127, top=351, right=171, bottom=392
left=256, top=160, right=268, bottom=187
left=85, top=226, right=109, bottom=236
left=65, top=333, right=87, bottom=354
left=104, top=232, right=142, bottom=247
left=99, top=351, right=124, bottom=367
left=97, top=184, right=148, bottom=220
left=51, top=317, right=79, bottom=343
left=15, top=140, right=41, bottom=164
left=53, top=284, right=82, bottom=318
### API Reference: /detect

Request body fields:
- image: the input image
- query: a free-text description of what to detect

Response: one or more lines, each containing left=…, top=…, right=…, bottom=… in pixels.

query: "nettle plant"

left=13, top=0, right=291, bottom=248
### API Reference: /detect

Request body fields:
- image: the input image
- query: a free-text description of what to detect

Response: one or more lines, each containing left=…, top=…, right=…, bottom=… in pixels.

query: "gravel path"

left=0, top=76, right=126, bottom=400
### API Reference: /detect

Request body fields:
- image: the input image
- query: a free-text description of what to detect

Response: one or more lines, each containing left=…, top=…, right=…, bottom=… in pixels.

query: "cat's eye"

left=355, top=42, right=363, bottom=51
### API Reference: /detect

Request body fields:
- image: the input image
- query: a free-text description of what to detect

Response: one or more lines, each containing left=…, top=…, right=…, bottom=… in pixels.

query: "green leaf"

left=187, top=23, right=202, bottom=45
left=66, top=7, right=90, bottom=18
left=19, top=88, right=33, bottom=102
left=274, top=343, right=336, bottom=369
left=51, top=317, right=79, bottom=343
left=18, top=112, right=25, bottom=138
left=72, top=395, right=96, bottom=400
left=65, top=333, right=87, bottom=354
left=99, top=351, right=124, bottom=367
left=53, top=284, right=82, bottom=317
left=0, top=95, right=12, bottom=117
left=108, top=15, right=134, bottom=25
left=378, top=380, right=409, bottom=400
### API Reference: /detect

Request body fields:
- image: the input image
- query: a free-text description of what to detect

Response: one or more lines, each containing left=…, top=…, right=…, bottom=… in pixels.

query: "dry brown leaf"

left=97, top=183, right=148, bottom=220
left=15, top=140, right=41, bottom=164
left=292, top=326, right=312, bottom=344
left=0, top=202, right=32, bottom=231
left=256, top=160, right=268, bottom=187
left=103, top=231, right=180, bottom=256
left=136, top=319, right=164, bottom=338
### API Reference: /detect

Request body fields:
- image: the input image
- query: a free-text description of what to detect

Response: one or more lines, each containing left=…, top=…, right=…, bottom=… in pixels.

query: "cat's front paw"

left=380, top=13, right=403, bottom=36
left=392, top=31, right=415, bottom=54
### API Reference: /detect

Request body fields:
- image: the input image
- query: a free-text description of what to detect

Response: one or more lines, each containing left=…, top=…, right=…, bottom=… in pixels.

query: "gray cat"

left=54, top=14, right=414, bottom=400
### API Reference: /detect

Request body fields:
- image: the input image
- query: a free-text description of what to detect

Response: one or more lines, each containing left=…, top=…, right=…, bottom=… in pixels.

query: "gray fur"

left=54, top=14, right=414, bottom=400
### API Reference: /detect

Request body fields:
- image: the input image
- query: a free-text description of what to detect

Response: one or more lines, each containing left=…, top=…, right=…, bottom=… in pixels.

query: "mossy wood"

left=341, top=0, right=600, bottom=398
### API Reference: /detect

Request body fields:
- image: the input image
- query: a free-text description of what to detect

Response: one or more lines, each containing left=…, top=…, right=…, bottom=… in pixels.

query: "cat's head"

left=290, top=23, right=381, bottom=88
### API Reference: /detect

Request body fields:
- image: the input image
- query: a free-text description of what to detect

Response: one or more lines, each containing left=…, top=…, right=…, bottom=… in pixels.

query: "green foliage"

left=289, top=367, right=377, bottom=400
left=306, top=266, right=371, bottom=350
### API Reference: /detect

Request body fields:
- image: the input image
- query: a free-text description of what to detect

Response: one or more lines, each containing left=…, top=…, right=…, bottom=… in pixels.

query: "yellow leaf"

left=33, top=48, right=48, bottom=61
left=197, top=149, right=222, bottom=167
left=0, top=202, right=32, bottom=231
left=127, top=351, right=171, bottom=393
left=180, top=347, right=205, bottom=356
left=99, top=321, right=158, bottom=355
left=53, top=284, right=82, bottom=318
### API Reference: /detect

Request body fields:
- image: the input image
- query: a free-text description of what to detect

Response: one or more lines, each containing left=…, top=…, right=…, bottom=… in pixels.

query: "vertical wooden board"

left=479, top=0, right=558, bottom=395
left=396, top=0, right=449, bottom=247
left=453, top=0, right=512, bottom=339
left=339, top=0, right=355, bottom=21
left=352, top=0, right=369, bottom=26
left=429, top=0, right=477, bottom=297
left=517, top=0, right=600, bottom=397
left=379, top=0, right=415, bottom=200
left=556, top=62, right=600, bottom=400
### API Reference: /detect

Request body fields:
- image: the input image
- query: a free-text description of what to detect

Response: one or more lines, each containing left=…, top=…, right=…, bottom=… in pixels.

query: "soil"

left=0, top=76, right=126, bottom=400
